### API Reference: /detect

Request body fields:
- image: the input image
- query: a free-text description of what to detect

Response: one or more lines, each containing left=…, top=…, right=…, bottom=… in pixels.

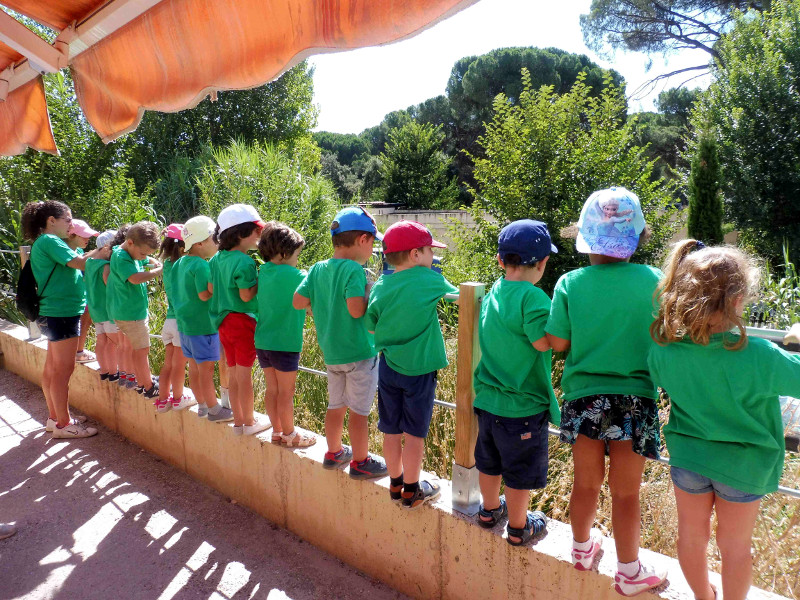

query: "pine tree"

left=687, top=133, right=724, bottom=245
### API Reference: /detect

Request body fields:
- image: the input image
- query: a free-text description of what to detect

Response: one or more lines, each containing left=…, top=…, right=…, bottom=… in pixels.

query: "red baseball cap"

left=383, top=221, right=447, bottom=253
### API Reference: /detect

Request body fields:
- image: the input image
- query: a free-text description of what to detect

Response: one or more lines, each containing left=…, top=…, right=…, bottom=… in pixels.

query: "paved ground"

left=0, top=369, right=408, bottom=600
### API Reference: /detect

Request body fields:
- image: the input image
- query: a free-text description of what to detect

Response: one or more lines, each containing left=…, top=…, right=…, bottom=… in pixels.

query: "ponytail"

left=21, top=201, right=70, bottom=241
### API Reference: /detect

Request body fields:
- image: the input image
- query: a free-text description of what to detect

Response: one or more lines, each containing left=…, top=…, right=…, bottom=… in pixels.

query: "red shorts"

left=218, top=312, right=256, bottom=367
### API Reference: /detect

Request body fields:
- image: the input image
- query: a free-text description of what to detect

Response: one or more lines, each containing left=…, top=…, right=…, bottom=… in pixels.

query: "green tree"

left=444, top=70, right=678, bottom=291
left=692, top=0, right=800, bottom=262
left=378, top=122, right=459, bottom=209
left=687, top=132, right=724, bottom=244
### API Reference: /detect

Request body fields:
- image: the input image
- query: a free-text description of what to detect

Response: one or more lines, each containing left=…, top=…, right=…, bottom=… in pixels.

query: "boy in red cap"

left=365, top=221, right=457, bottom=508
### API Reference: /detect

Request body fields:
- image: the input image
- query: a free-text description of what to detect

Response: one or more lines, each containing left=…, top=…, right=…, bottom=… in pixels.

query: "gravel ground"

left=0, top=369, right=409, bottom=600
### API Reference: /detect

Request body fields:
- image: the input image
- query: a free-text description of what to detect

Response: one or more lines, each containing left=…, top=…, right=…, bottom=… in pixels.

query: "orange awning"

left=0, top=0, right=477, bottom=154
left=0, top=77, right=57, bottom=156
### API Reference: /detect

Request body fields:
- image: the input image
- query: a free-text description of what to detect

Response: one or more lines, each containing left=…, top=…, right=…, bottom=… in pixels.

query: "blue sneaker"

left=322, top=445, right=352, bottom=470
left=348, top=455, right=388, bottom=480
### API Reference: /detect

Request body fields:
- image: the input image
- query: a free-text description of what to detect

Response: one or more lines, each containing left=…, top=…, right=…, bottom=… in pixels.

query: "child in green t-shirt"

left=108, top=221, right=163, bottom=399
left=545, top=187, right=666, bottom=595
left=472, top=220, right=558, bottom=545
left=66, top=219, right=99, bottom=364
left=293, top=206, right=387, bottom=479
left=649, top=240, right=800, bottom=600
left=255, top=222, right=316, bottom=448
left=365, top=221, right=456, bottom=508
left=85, top=229, right=121, bottom=383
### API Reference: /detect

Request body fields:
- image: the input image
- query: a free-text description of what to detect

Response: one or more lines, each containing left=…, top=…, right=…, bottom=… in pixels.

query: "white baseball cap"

left=96, top=229, right=117, bottom=248
left=182, top=216, right=216, bottom=249
left=217, top=204, right=266, bottom=233
left=575, top=187, right=646, bottom=259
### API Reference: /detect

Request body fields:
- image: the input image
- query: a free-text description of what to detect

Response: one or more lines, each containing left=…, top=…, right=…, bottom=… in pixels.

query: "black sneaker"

left=402, top=480, right=441, bottom=509
left=142, top=383, right=159, bottom=399
left=322, top=445, right=353, bottom=470
left=107, top=372, right=120, bottom=382
left=99, top=372, right=109, bottom=381
left=348, top=455, right=388, bottom=480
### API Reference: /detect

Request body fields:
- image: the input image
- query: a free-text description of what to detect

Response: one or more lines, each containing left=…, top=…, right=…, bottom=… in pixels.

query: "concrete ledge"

left=0, top=320, right=785, bottom=600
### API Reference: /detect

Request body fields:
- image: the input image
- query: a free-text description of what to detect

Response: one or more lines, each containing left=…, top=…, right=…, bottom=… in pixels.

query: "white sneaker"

left=171, top=394, right=196, bottom=411
left=156, top=398, right=172, bottom=414
left=242, top=417, right=270, bottom=436
left=52, top=422, right=98, bottom=439
left=232, top=425, right=243, bottom=436
left=614, top=560, right=667, bottom=596
left=46, top=416, right=87, bottom=432
left=572, top=531, right=603, bottom=571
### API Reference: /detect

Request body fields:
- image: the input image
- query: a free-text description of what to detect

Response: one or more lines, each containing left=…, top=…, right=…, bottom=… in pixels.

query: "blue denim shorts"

left=179, top=332, right=220, bottom=364
left=256, top=349, right=301, bottom=372
left=377, top=354, right=437, bottom=438
left=671, top=466, right=764, bottom=503
left=36, top=315, right=81, bottom=342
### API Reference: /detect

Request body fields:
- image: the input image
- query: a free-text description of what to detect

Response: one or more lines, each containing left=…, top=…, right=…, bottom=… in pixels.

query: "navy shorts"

left=36, top=315, right=81, bottom=342
left=256, top=349, right=301, bottom=372
left=377, top=354, right=437, bottom=438
left=179, top=332, right=220, bottom=364
left=671, top=466, right=764, bottom=503
left=474, top=408, right=550, bottom=490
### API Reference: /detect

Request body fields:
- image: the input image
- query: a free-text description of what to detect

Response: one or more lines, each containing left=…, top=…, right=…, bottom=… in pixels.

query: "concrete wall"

left=0, top=320, right=784, bottom=600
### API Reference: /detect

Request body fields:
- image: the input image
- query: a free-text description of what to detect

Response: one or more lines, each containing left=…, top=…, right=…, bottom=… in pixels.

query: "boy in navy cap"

left=293, top=206, right=388, bottom=479
left=472, top=219, right=560, bottom=545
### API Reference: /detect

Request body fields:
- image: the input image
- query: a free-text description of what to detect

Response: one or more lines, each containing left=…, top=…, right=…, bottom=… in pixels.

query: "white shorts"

left=326, top=356, right=379, bottom=416
left=161, top=318, right=180, bottom=346
left=95, top=321, right=119, bottom=335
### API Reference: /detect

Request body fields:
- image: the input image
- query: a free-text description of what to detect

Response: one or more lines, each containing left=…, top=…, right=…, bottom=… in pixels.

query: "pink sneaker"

left=572, top=531, right=602, bottom=571
left=614, top=560, right=667, bottom=596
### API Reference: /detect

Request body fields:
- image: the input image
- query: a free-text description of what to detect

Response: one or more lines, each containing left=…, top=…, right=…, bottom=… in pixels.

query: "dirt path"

left=0, top=369, right=409, bottom=600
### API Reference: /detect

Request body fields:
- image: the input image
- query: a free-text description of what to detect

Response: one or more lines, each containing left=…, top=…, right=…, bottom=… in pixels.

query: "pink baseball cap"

left=383, top=221, right=446, bottom=253
left=69, top=219, right=98, bottom=238
left=164, top=223, right=184, bottom=241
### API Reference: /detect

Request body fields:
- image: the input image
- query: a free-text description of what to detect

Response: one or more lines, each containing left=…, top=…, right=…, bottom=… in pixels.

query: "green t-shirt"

left=30, top=233, right=85, bottom=317
left=473, top=278, right=560, bottom=423
left=163, top=259, right=176, bottom=320
left=649, top=334, right=800, bottom=495
left=545, top=262, right=662, bottom=401
left=208, top=250, right=258, bottom=329
left=364, top=267, right=457, bottom=376
left=254, top=263, right=307, bottom=352
left=295, top=258, right=375, bottom=365
left=108, top=245, right=148, bottom=321
left=171, top=254, right=215, bottom=336
left=84, top=258, right=110, bottom=323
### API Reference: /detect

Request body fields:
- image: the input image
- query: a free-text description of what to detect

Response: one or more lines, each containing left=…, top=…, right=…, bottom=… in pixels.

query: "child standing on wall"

left=108, top=221, right=163, bottom=400
left=209, top=204, right=269, bottom=435
left=293, top=206, right=388, bottom=479
left=364, top=221, right=455, bottom=506
left=66, top=219, right=99, bottom=364
left=85, top=229, right=120, bottom=382
left=649, top=241, right=800, bottom=600
left=545, top=187, right=667, bottom=595
left=472, top=220, right=559, bottom=543
left=255, top=222, right=316, bottom=447
left=156, top=224, right=191, bottom=413
left=172, top=216, right=234, bottom=423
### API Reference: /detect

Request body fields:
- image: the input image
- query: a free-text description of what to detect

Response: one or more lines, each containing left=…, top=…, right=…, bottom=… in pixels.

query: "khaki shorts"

left=161, top=318, right=180, bottom=346
left=115, top=319, right=150, bottom=350
left=326, top=356, right=379, bottom=416
left=95, top=320, right=119, bottom=335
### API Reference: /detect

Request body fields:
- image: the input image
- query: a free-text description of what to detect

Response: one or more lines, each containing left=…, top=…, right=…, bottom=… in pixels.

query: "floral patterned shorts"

left=559, top=394, right=661, bottom=459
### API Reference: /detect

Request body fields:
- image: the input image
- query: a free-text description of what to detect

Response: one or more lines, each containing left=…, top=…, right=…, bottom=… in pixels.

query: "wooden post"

left=19, top=245, right=30, bottom=267
left=452, top=281, right=484, bottom=515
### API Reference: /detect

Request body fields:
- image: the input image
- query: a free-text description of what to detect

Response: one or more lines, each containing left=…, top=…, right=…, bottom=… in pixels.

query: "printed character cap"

left=96, top=229, right=117, bottom=248
left=217, top=204, right=266, bottom=233
left=164, top=223, right=184, bottom=241
left=69, top=219, right=98, bottom=238
left=383, top=220, right=446, bottom=253
left=575, top=187, right=646, bottom=259
left=498, top=220, right=557, bottom=265
left=330, top=206, right=383, bottom=240
left=182, top=216, right=217, bottom=250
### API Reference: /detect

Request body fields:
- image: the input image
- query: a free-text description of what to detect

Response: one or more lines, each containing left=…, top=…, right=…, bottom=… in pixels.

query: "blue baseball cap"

left=498, top=220, right=557, bottom=265
left=331, top=206, right=383, bottom=240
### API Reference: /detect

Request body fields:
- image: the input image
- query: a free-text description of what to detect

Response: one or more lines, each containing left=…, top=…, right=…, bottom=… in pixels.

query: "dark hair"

left=111, top=224, right=130, bottom=247
left=332, top=230, right=372, bottom=248
left=214, top=222, right=260, bottom=251
left=257, top=221, right=304, bottom=261
left=501, top=253, right=538, bottom=268
left=126, top=221, right=160, bottom=249
left=158, top=236, right=185, bottom=263
left=383, top=250, right=412, bottom=266
left=21, top=200, right=70, bottom=240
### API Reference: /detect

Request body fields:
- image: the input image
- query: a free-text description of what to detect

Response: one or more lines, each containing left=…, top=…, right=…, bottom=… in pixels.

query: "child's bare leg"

left=121, top=334, right=134, bottom=375
left=325, top=407, right=347, bottom=453
left=235, top=365, right=255, bottom=425
left=171, top=348, right=187, bottom=398
left=383, top=433, right=403, bottom=479
left=478, top=472, right=503, bottom=521
left=401, top=434, right=425, bottom=483
left=275, top=369, right=298, bottom=436
left=716, top=496, right=761, bottom=600
left=77, top=309, right=91, bottom=353
left=227, top=360, right=241, bottom=424
left=608, top=440, right=646, bottom=563
left=198, top=361, right=218, bottom=408
left=263, top=367, right=280, bottom=432
left=132, top=346, right=153, bottom=388
left=506, top=487, right=533, bottom=540
left=95, top=333, right=109, bottom=373
left=348, top=412, right=369, bottom=462
left=159, top=343, right=174, bottom=401
left=106, top=331, right=120, bottom=373
left=674, top=488, right=716, bottom=600
left=570, top=435, right=606, bottom=544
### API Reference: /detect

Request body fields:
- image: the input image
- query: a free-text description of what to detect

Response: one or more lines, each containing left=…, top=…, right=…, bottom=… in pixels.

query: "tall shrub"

left=687, top=132, right=724, bottom=244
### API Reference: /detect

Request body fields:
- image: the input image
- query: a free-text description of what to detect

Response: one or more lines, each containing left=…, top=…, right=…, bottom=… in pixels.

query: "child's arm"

left=346, top=296, right=367, bottom=319
left=198, top=283, right=212, bottom=302
left=66, top=246, right=112, bottom=271
left=546, top=333, right=570, bottom=352
left=102, top=264, right=110, bottom=285
left=785, top=323, right=800, bottom=344
left=128, top=267, right=162, bottom=284
left=293, top=293, right=311, bottom=310
left=239, top=284, right=257, bottom=302
left=532, top=336, right=551, bottom=352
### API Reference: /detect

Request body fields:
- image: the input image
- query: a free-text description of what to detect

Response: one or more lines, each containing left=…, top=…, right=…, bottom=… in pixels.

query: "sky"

left=310, top=0, right=712, bottom=134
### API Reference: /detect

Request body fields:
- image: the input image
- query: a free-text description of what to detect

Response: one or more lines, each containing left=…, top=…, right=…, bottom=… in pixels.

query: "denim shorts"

left=671, top=466, right=764, bottom=503
left=377, top=354, right=437, bottom=438
left=474, top=408, right=550, bottom=490
left=179, top=332, right=220, bottom=364
left=256, top=349, right=301, bottom=372
left=36, top=315, right=81, bottom=342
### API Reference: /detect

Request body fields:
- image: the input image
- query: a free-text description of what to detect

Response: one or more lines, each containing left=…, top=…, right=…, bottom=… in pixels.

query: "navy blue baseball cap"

left=498, top=220, right=557, bottom=265
left=331, top=206, right=383, bottom=240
